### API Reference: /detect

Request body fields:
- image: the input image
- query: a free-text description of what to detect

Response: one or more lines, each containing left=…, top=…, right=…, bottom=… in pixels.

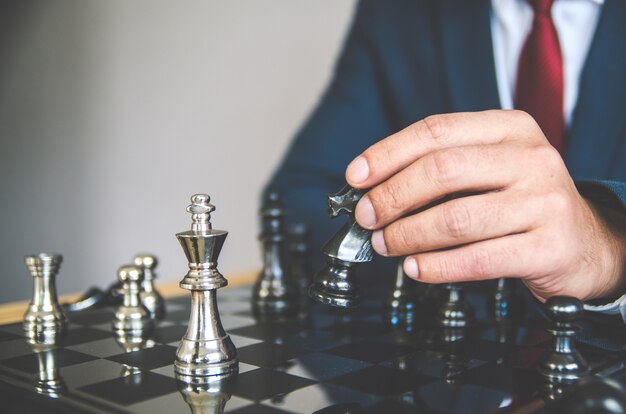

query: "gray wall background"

left=0, top=1, right=356, bottom=304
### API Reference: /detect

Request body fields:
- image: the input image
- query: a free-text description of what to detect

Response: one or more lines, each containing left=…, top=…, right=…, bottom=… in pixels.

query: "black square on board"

left=325, top=340, right=417, bottom=364
left=57, top=328, right=112, bottom=346
left=79, top=371, right=177, bottom=405
left=106, top=344, right=177, bottom=370
left=229, top=404, right=293, bottom=414
left=330, top=365, right=434, bottom=397
left=0, top=330, right=21, bottom=343
left=237, top=342, right=310, bottom=368
left=322, top=320, right=391, bottom=339
left=232, top=367, right=316, bottom=401
left=69, top=309, right=115, bottom=326
left=230, top=320, right=308, bottom=342
left=0, top=348, right=97, bottom=374
left=152, top=325, right=188, bottom=344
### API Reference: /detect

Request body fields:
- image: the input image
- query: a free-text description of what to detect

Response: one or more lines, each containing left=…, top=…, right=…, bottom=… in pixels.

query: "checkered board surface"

left=1, top=285, right=625, bottom=414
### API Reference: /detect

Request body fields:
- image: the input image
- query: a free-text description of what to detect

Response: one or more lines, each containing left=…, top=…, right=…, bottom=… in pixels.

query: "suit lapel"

left=565, top=0, right=626, bottom=180
left=437, top=0, right=501, bottom=112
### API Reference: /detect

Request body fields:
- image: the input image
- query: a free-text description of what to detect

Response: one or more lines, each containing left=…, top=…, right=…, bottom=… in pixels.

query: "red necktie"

left=515, top=0, right=565, bottom=153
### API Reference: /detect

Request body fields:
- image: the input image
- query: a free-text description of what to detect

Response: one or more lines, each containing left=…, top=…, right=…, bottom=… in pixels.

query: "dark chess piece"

left=435, top=283, right=475, bottom=330
left=537, top=296, right=589, bottom=382
left=488, top=278, right=524, bottom=322
left=252, top=193, right=299, bottom=316
left=133, top=254, right=165, bottom=321
left=27, top=333, right=66, bottom=398
left=288, top=223, right=312, bottom=300
left=386, top=260, right=419, bottom=330
left=175, top=194, right=237, bottom=382
left=538, top=378, right=626, bottom=413
left=112, top=265, right=154, bottom=337
left=309, top=185, right=373, bottom=308
left=178, top=374, right=235, bottom=414
left=23, top=253, right=68, bottom=341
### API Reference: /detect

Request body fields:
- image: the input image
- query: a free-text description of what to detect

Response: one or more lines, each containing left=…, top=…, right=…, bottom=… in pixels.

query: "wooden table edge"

left=0, top=270, right=257, bottom=325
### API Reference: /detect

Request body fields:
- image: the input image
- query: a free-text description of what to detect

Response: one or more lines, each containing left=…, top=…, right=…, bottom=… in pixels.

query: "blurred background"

left=0, top=0, right=356, bottom=304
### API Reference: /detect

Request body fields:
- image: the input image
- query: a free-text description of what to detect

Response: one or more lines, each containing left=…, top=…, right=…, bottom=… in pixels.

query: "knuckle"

left=545, top=189, right=572, bottom=216
left=511, top=109, right=534, bottom=125
left=422, top=114, right=448, bottom=142
left=441, top=201, right=472, bottom=238
left=469, top=248, right=496, bottom=278
left=425, top=150, right=465, bottom=186
left=435, top=256, right=458, bottom=283
left=380, top=182, right=405, bottom=212
left=533, top=144, right=561, bottom=166
left=392, top=222, right=414, bottom=252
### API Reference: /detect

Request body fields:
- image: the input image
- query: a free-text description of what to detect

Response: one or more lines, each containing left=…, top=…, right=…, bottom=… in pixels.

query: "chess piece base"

left=174, top=336, right=238, bottom=380
left=308, top=258, right=359, bottom=308
left=537, top=351, right=589, bottom=381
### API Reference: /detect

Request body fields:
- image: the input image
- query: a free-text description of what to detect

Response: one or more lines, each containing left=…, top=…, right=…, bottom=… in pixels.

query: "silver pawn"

left=112, top=265, right=154, bottom=337
left=133, top=254, right=165, bottom=320
left=23, top=253, right=68, bottom=340
left=175, top=194, right=237, bottom=382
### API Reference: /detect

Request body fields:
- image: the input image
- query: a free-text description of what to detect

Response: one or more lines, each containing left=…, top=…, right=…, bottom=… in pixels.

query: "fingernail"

left=346, top=156, right=369, bottom=184
left=404, top=257, right=419, bottom=279
left=371, top=230, right=387, bottom=255
left=355, top=195, right=376, bottom=228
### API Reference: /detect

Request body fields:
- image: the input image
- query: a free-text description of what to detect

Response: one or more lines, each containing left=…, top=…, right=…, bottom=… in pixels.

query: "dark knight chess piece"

left=133, top=254, right=165, bottom=321
left=309, top=185, right=374, bottom=308
left=112, top=265, right=154, bottom=337
left=435, top=283, right=475, bottom=330
left=175, top=194, right=237, bottom=382
left=252, top=192, right=299, bottom=316
left=23, top=253, right=68, bottom=341
left=537, top=296, right=589, bottom=382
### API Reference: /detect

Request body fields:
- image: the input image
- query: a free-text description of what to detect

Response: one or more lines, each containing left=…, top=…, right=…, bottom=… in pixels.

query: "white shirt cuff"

left=584, top=293, right=626, bottom=322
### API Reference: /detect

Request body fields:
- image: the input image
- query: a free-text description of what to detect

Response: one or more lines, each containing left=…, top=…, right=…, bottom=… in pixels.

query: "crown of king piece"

left=186, top=194, right=215, bottom=232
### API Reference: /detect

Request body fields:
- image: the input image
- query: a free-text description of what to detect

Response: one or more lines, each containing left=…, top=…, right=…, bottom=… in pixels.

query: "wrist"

left=585, top=198, right=626, bottom=302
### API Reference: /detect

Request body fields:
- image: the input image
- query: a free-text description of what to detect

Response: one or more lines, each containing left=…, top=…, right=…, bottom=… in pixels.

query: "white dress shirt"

left=490, top=0, right=626, bottom=321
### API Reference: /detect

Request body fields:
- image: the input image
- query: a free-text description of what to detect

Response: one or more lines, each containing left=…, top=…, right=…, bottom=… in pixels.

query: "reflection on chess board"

left=1, top=283, right=626, bottom=414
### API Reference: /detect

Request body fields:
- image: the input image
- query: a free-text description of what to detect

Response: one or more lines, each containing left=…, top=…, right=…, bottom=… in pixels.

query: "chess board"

left=1, top=283, right=625, bottom=414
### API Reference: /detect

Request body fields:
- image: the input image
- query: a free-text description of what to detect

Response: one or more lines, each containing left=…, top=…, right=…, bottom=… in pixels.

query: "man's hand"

left=345, top=110, right=626, bottom=302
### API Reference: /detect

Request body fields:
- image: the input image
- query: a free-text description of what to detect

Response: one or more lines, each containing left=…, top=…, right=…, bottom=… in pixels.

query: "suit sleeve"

left=263, top=0, right=394, bottom=253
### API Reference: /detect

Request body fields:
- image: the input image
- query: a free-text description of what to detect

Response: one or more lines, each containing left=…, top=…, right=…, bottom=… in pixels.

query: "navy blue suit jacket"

left=265, top=0, right=626, bottom=276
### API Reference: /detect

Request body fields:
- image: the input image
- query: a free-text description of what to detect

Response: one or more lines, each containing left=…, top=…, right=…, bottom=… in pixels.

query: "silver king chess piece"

left=133, top=254, right=165, bottom=321
left=308, top=185, right=373, bottom=308
left=538, top=295, right=589, bottom=382
left=252, top=192, right=298, bottom=316
left=23, top=253, right=68, bottom=340
left=174, top=194, right=238, bottom=382
left=112, top=265, right=154, bottom=337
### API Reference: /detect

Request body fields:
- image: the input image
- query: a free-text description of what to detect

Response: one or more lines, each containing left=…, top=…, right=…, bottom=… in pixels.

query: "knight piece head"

left=327, top=185, right=367, bottom=218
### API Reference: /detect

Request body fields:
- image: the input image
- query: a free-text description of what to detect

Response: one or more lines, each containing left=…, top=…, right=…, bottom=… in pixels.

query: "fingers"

left=403, top=232, right=544, bottom=283
left=355, top=143, right=523, bottom=229
left=372, top=191, right=542, bottom=256
left=346, top=110, right=544, bottom=189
